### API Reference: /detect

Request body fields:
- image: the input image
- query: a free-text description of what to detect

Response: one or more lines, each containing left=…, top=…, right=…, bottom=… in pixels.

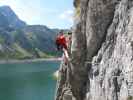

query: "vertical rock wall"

left=55, top=0, right=133, bottom=100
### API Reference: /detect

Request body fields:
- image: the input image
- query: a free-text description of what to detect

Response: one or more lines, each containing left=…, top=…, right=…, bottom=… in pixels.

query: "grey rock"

left=55, top=0, right=133, bottom=100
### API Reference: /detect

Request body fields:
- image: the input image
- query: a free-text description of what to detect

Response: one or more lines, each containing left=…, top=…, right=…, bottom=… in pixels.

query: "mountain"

left=55, top=0, right=133, bottom=100
left=0, top=11, right=9, bottom=28
left=0, top=6, right=26, bottom=28
left=21, top=25, right=57, bottom=53
left=0, top=6, right=61, bottom=59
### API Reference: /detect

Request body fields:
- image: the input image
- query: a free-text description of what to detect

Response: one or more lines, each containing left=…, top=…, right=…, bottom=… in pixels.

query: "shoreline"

left=0, top=58, right=62, bottom=64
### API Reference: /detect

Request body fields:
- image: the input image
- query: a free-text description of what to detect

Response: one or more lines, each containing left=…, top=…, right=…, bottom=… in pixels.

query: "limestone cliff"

left=55, top=0, right=133, bottom=100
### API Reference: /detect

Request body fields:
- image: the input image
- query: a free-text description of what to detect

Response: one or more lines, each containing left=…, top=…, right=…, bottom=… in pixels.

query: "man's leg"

left=63, top=48, right=69, bottom=65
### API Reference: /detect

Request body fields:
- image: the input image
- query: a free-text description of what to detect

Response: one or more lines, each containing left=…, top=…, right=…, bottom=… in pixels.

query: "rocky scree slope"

left=55, top=0, right=133, bottom=100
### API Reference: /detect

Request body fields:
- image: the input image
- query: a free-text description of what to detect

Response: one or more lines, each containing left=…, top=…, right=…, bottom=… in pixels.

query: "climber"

left=56, top=30, right=67, bottom=51
left=55, top=31, right=71, bottom=65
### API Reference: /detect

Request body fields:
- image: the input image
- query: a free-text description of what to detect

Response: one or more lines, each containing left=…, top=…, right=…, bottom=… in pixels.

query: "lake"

left=0, top=61, right=60, bottom=100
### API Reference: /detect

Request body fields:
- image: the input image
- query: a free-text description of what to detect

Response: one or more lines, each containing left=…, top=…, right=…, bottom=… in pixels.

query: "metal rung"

left=85, top=61, right=100, bottom=65
left=112, top=76, right=124, bottom=78
left=128, top=89, right=133, bottom=90
left=125, top=70, right=133, bottom=73
left=128, top=81, right=133, bottom=83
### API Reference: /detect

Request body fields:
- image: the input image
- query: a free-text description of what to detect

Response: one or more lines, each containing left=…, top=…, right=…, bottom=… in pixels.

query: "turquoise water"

left=0, top=61, right=60, bottom=100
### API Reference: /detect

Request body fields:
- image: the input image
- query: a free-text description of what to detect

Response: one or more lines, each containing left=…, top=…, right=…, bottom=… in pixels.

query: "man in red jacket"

left=56, top=31, right=67, bottom=50
left=56, top=31, right=69, bottom=65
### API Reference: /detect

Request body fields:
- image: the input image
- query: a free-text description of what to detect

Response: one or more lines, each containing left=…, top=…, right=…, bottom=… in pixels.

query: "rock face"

left=55, top=0, right=133, bottom=100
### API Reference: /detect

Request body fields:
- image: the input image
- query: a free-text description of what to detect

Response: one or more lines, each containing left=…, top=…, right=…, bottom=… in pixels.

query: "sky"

left=0, top=0, right=74, bottom=29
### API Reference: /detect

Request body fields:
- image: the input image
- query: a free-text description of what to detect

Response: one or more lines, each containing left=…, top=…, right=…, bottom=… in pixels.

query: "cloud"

left=0, top=0, right=74, bottom=28
left=59, top=9, right=74, bottom=23
left=0, top=0, right=43, bottom=23
left=0, top=0, right=36, bottom=21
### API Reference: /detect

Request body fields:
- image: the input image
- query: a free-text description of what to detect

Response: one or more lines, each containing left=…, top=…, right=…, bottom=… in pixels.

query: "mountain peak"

left=0, top=5, right=15, bottom=16
left=0, top=5, right=26, bottom=28
left=0, top=5, right=12, bottom=9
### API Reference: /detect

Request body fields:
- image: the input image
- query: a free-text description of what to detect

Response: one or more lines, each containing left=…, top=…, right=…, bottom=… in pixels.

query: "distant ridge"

left=0, top=5, right=63, bottom=59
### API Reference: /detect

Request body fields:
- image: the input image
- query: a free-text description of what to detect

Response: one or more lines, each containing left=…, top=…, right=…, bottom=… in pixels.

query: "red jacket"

left=56, top=35, right=67, bottom=50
